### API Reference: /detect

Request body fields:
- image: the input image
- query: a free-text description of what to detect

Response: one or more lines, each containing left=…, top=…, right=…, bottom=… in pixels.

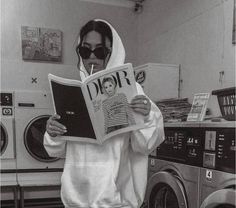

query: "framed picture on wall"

left=21, top=26, right=62, bottom=62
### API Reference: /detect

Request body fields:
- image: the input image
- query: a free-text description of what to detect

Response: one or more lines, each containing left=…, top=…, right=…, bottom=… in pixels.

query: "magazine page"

left=48, top=74, right=98, bottom=144
left=83, top=63, right=146, bottom=143
left=187, top=93, right=210, bottom=121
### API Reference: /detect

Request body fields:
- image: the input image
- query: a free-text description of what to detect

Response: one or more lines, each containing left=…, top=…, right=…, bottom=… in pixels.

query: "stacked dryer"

left=0, top=91, right=18, bottom=206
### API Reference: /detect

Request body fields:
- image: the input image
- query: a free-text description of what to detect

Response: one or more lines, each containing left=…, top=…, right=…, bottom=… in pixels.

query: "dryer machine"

left=199, top=122, right=236, bottom=208
left=14, top=90, right=64, bottom=186
left=145, top=123, right=203, bottom=208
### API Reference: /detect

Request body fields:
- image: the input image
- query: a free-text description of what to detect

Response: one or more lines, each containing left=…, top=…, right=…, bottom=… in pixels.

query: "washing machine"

left=199, top=122, right=236, bottom=208
left=14, top=90, right=64, bottom=197
left=0, top=92, right=17, bottom=185
left=0, top=91, right=19, bottom=207
left=145, top=122, right=204, bottom=208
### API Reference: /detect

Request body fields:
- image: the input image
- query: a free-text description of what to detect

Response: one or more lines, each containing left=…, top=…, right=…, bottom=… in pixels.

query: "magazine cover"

left=187, top=93, right=210, bottom=121
left=48, top=63, right=145, bottom=144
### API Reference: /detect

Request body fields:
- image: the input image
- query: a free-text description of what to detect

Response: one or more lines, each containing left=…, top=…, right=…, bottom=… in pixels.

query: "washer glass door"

left=0, top=124, right=8, bottom=155
left=150, top=183, right=179, bottom=208
left=24, top=115, right=59, bottom=162
left=147, top=171, right=188, bottom=208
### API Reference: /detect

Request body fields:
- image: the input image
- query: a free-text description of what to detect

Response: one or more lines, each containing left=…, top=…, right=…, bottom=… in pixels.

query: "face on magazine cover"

left=103, top=79, right=116, bottom=97
left=80, top=31, right=112, bottom=74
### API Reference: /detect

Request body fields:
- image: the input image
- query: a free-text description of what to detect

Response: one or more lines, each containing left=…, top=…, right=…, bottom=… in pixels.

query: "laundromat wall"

left=135, top=0, right=235, bottom=117
left=1, top=0, right=138, bottom=92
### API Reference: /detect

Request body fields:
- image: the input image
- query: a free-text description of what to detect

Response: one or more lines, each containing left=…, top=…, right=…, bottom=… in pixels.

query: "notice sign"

left=187, top=93, right=210, bottom=121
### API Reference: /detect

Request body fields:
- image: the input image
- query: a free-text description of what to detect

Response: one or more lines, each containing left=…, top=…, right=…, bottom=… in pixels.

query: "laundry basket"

left=212, top=87, right=236, bottom=121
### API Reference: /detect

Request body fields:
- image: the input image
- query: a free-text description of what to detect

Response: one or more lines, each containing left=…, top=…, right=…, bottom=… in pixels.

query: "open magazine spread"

left=48, top=63, right=145, bottom=144
left=187, top=93, right=210, bottom=121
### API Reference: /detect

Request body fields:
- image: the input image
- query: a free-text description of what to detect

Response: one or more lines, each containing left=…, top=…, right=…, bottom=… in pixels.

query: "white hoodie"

left=44, top=19, right=165, bottom=208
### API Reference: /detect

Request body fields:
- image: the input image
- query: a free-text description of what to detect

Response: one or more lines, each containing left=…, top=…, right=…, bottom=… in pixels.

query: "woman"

left=44, top=19, right=164, bottom=208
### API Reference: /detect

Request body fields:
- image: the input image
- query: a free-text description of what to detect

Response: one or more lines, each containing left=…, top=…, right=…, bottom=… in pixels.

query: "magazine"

left=187, top=93, right=210, bottom=121
left=48, top=63, right=146, bottom=144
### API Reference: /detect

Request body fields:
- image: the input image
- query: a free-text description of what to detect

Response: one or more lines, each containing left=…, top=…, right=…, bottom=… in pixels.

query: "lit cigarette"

left=90, top=64, right=94, bottom=75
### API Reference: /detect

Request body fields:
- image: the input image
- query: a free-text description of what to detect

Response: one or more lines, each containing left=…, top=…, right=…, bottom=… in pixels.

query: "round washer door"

left=146, top=171, right=188, bottom=208
left=200, top=188, right=236, bottom=208
left=0, top=124, right=8, bottom=156
left=24, top=115, right=59, bottom=162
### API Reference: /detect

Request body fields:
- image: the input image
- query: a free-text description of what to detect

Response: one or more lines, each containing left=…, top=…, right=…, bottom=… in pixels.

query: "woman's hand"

left=130, top=95, right=151, bottom=116
left=46, top=114, right=67, bottom=137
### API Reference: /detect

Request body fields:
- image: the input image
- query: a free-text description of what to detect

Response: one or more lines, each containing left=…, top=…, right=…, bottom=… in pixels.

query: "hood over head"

left=77, top=19, right=125, bottom=81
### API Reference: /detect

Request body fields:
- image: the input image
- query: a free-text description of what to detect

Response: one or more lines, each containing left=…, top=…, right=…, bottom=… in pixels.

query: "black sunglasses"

left=77, top=46, right=111, bottom=60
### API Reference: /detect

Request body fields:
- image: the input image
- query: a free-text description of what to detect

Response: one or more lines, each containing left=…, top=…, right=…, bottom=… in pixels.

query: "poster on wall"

left=21, top=26, right=62, bottom=62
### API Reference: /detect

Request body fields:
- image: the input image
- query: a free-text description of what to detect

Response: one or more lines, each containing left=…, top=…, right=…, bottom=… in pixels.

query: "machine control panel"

left=0, top=93, right=13, bottom=116
left=151, top=124, right=235, bottom=172
left=154, top=127, right=203, bottom=166
left=203, top=128, right=235, bottom=174
left=0, top=93, right=13, bottom=106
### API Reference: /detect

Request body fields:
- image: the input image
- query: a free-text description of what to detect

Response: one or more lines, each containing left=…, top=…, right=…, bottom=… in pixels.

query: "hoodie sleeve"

left=130, top=83, right=165, bottom=155
left=43, top=132, right=66, bottom=158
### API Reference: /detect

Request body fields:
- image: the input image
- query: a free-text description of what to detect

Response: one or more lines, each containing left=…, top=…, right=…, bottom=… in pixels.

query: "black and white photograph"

left=1, top=0, right=235, bottom=208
